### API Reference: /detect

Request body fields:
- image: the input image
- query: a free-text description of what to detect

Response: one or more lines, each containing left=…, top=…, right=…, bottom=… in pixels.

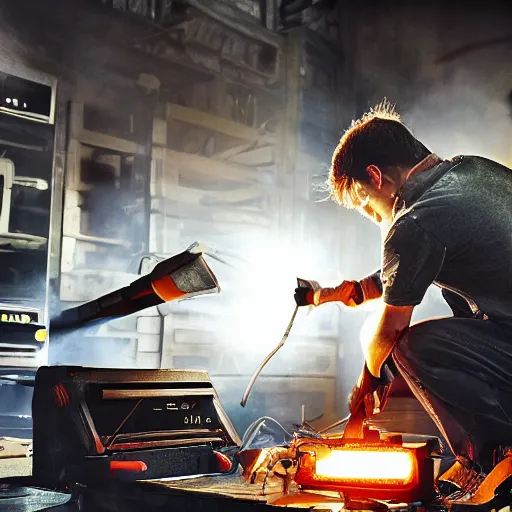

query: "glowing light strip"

left=315, top=449, right=414, bottom=482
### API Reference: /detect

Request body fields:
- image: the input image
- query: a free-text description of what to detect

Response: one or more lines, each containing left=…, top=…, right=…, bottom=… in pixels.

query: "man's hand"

left=348, top=364, right=390, bottom=415
left=344, top=364, right=394, bottom=439
left=349, top=364, right=393, bottom=414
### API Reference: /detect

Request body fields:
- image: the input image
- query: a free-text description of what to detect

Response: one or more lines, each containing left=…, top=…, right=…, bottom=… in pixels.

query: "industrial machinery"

left=0, top=157, right=48, bottom=359
left=233, top=281, right=512, bottom=511
left=236, top=390, right=512, bottom=511
left=32, top=366, right=239, bottom=487
left=238, top=399, right=440, bottom=511
left=32, top=243, right=243, bottom=489
left=0, top=68, right=54, bottom=368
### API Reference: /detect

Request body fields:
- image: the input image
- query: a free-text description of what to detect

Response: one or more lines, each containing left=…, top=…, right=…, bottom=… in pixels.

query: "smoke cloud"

left=3, top=0, right=512, bottom=440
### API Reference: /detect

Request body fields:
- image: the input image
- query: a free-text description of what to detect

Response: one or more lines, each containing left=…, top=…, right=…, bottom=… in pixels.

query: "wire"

left=240, top=305, right=299, bottom=407
left=105, top=398, right=144, bottom=449
left=318, top=414, right=351, bottom=434
left=241, top=416, right=291, bottom=450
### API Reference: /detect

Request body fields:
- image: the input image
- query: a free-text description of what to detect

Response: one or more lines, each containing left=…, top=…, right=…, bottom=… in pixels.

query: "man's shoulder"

left=408, top=154, right=508, bottom=208
left=387, top=203, right=446, bottom=250
left=449, top=154, right=511, bottom=174
left=390, top=154, right=512, bottom=248
left=384, top=213, right=432, bottom=246
left=435, top=154, right=512, bottom=199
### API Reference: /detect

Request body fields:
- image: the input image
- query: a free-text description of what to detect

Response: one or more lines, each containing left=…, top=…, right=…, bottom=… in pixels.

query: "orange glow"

left=151, top=275, right=186, bottom=301
left=315, top=448, right=414, bottom=483
left=294, top=440, right=432, bottom=503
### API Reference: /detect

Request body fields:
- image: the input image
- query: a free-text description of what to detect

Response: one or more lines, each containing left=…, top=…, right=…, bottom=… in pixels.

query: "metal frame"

left=0, top=62, right=59, bottom=366
left=103, top=388, right=215, bottom=399
left=45, top=86, right=67, bottom=331
left=59, top=367, right=242, bottom=449
left=0, top=64, right=57, bottom=126
left=89, top=385, right=242, bottom=448
left=0, top=158, right=14, bottom=233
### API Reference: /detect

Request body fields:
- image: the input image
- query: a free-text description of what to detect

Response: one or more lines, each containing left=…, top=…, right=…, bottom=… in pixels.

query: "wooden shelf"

left=167, top=103, right=277, bottom=145
left=62, top=232, right=131, bottom=247
left=79, top=129, right=145, bottom=155
left=158, top=184, right=266, bottom=205
left=166, top=149, right=266, bottom=184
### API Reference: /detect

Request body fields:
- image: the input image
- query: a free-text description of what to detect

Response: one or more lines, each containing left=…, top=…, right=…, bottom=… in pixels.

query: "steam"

left=405, top=66, right=512, bottom=166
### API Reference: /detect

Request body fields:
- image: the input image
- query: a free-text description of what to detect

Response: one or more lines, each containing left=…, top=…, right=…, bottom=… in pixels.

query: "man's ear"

left=366, top=165, right=383, bottom=189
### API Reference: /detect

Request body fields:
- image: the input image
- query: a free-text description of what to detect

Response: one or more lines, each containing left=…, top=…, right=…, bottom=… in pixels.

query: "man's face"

left=352, top=171, right=400, bottom=228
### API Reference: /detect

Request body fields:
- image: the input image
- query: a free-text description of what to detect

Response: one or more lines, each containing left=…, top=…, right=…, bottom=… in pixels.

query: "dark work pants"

left=392, top=317, right=512, bottom=467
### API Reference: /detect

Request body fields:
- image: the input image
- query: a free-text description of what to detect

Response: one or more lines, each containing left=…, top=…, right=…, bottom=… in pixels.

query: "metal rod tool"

left=240, top=304, right=299, bottom=407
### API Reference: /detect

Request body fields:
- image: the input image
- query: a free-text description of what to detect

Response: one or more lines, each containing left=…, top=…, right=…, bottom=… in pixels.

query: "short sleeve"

left=382, top=216, right=446, bottom=306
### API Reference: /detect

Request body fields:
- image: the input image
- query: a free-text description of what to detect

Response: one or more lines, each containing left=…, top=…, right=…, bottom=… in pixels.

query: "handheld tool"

left=51, top=243, right=220, bottom=332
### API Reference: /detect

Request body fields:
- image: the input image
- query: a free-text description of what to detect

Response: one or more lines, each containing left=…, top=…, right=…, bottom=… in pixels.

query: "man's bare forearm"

left=363, top=303, right=414, bottom=377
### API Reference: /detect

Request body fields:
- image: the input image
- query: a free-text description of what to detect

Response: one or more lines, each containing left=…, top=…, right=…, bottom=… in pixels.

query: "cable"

left=318, top=414, right=351, bottom=434
left=240, top=305, right=299, bottom=407
left=241, top=416, right=291, bottom=450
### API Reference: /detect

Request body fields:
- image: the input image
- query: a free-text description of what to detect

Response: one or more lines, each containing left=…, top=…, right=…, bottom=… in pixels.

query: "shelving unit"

left=137, top=36, right=343, bottom=426
left=53, top=2, right=345, bottom=424
left=60, top=100, right=150, bottom=303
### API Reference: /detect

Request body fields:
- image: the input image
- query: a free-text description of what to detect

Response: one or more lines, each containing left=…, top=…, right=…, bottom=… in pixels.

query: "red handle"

left=109, top=460, right=148, bottom=476
left=213, top=451, right=232, bottom=473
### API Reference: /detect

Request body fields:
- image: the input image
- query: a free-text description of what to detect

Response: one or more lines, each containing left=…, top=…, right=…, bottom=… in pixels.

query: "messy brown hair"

left=328, top=100, right=431, bottom=208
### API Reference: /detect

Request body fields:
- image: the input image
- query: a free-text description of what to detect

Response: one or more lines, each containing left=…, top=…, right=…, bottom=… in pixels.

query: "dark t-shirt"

left=382, top=155, right=512, bottom=326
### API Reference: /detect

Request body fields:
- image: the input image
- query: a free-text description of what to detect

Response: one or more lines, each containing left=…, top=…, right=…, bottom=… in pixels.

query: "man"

left=295, top=101, right=512, bottom=491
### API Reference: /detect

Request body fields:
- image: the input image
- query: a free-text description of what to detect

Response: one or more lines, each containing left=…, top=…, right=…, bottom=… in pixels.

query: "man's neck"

left=391, top=153, right=443, bottom=218
left=392, top=154, right=442, bottom=198
left=405, top=154, right=443, bottom=182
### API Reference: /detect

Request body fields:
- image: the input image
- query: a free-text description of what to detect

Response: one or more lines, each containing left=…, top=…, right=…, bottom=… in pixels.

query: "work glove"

left=294, top=280, right=364, bottom=308
left=294, top=287, right=315, bottom=306
left=294, top=278, right=321, bottom=307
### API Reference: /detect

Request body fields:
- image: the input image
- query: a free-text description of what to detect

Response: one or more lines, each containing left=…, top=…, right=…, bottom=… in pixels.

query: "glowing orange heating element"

left=315, top=448, right=415, bottom=483
left=294, top=439, right=433, bottom=503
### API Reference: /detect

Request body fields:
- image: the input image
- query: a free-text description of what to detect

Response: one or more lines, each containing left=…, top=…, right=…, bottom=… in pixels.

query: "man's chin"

left=358, top=209, right=383, bottom=226
left=370, top=212, right=383, bottom=225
